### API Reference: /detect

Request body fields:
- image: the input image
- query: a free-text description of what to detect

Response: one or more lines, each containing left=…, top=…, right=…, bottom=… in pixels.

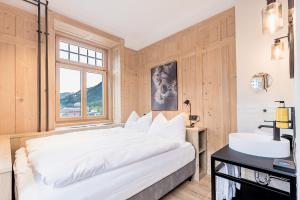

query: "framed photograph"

left=151, top=61, right=178, bottom=111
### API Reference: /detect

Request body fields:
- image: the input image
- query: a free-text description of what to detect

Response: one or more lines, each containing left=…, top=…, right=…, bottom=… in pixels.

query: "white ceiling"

left=3, top=0, right=236, bottom=50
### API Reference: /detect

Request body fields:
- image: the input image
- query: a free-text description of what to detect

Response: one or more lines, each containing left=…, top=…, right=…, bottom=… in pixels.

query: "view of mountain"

left=60, top=82, right=103, bottom=112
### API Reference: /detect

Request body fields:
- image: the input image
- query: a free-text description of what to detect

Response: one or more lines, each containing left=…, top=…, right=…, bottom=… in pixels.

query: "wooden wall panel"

left=19, top=18, right=37, bottom=42
left=181, top=51, right=203, bottom=125
left=0, top=0, right=236, bottom=157
left=134, top=8, right=237, bottom=173
left=201, top=40, right=237, bottom=171
left=15, top=45, right=38, bottom=133
left=181, top=53, right=197, bottom=109
left=121, top=48, right=139, bottom=121
left=202, top=46, right=224, bottom=162
left=0, top=42, right=15, bottom=134
left=0, top=3, right=40, bottom=135
left=0, top=2, right=123, bottom=134
left=228, top=42, right=237, bottom=135
left=0, top=10, right=15, bottom=36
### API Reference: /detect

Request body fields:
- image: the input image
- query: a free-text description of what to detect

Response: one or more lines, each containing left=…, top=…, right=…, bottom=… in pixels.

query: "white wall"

left=235, top=0, right=294, bottom=133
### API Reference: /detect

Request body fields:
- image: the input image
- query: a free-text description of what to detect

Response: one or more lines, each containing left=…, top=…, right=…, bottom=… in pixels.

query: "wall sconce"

left=271, top=38, right=285, bottom=60
left=262, top=0, right=283, bottom=34
left=183, top=99, right=200, bottom=128
left=262, top=0, right=295, bottom=79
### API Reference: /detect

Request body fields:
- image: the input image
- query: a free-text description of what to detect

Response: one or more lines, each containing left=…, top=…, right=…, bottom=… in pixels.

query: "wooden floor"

left=163, top=176, right=211, bottom=200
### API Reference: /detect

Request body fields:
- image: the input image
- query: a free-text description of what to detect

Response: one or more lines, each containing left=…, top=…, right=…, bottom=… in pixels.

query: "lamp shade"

left=183, top=100, right=190, bottom=105
left=271, top=40, right=284, bottom=60
left=262, top=2, right=283, bottom=34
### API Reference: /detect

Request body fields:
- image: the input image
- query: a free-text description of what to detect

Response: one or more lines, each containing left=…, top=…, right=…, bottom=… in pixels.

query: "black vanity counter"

left=211, top=145, right=297, bottom=200
left=211, top=145, right=296, bottom=178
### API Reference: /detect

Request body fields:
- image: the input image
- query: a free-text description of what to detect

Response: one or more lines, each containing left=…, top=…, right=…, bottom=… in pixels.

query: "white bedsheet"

left=15, top=142, right=195, bottom=200
left=25, top=128, right=181, bottom=187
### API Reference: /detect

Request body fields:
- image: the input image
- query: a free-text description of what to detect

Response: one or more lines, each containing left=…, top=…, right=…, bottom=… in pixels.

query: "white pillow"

left=148, top=113, right=186, bottom=143
left=124, top=111, right=152, bottom=132
left=125, top=111, right=139, bottom=124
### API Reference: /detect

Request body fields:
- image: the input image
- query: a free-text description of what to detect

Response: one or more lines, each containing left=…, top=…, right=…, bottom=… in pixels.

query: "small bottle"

left=275, top=101, right=289, bottom=129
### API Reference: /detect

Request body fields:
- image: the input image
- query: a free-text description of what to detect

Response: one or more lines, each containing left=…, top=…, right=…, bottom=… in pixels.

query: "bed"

left=13, top=127, right=196, bottom=200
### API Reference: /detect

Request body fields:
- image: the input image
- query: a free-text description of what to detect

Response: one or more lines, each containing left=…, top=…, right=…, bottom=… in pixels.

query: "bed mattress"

left=14, top=142, right=195, bottom=200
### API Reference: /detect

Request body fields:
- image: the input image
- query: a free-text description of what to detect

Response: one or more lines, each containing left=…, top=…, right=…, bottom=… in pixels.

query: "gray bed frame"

left=129, top=159, right=195, bottom=200
left=13, top=160, right=195, bottom=200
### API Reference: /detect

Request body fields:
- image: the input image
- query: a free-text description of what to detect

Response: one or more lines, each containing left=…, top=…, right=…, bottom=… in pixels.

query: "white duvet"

left=24, top=128, right=180, bottom=188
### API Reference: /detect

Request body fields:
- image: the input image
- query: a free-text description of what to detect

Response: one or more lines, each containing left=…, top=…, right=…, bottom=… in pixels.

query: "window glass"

left=88, top=49, right=95, bottom=57
left=96, top=52, right=103, bottom=59
left=79, top=47, right=87, bottom=55
left=70, top=45, right=79, bottom=53
left=79, top=55, right=87, bottom=64
left=59, top=68, right=81, bottom=118
left=86, top=73, right=104, bottom=116
left=59, top=41, right=69, bottom=51
left=59, top=50, right=69, bottom=60
left=96, top=59, right=103, bottom=67
left=58, top=41, right=105, bottom=68
left=70, top=53, right=79, bottom=62
left=88, top=57, right=95, bottom=66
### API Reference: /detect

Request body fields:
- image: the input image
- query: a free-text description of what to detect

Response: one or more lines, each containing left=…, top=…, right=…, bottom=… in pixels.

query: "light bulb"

left=271, top=40, right=284, bottom=60
left=267, top=13, right=276, bottom=33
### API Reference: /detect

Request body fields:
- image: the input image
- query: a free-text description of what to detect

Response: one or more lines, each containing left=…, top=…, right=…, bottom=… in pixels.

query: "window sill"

left=56, top=119, right=112, bottom=127
left=55, top=121, right=124, bottom=134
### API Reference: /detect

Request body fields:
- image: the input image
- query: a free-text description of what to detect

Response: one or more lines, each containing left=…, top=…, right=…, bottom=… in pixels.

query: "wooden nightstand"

left=186, top=127, right=207, bottom=182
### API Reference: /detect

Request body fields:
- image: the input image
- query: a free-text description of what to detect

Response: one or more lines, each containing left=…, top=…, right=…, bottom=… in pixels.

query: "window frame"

left=55, top=36, right=108, bottom=123
left=56, top=36, right=107, bottom=70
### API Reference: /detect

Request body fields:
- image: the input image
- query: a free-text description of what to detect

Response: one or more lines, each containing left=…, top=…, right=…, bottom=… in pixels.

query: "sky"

left=60, top=68, right=103, bottom=93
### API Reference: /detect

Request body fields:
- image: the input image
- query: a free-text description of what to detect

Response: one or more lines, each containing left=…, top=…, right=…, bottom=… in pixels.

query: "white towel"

left=216, top=163, right=241, bottom=200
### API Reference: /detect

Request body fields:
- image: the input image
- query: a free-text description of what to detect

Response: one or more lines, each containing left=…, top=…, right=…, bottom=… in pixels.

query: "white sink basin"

left=229, top=133, right=290, bottom=158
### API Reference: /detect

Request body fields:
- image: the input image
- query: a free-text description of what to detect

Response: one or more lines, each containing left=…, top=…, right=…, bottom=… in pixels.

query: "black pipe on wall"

left=45, top=0, right=49, bottom=131
left=37, top=0, right=42, bottom=132
left=22, top=0, right=49, bottom=132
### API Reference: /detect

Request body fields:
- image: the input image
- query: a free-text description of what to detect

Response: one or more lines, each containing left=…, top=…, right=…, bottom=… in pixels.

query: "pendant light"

left=262, top=0, right=283, bottom=34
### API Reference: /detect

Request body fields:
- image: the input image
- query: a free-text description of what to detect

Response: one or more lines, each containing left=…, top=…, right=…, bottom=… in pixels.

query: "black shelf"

left=212, top=145, right=296, bottom=178
left=211, top=145, right=297, bottom=200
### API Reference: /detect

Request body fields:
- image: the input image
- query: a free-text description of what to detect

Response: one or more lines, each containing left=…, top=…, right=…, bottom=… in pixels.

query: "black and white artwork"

left=151, top=61, right=178, bottom=111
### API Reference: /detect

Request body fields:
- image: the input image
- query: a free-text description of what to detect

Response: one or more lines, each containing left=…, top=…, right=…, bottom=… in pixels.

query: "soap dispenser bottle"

left=275, top=101, right=289, bottom=129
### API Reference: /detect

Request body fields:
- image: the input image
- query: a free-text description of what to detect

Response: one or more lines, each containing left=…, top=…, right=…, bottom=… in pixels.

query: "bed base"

left=13, top=159, right=195, bottom=200
left=128, top=159, right=195, bottom=200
